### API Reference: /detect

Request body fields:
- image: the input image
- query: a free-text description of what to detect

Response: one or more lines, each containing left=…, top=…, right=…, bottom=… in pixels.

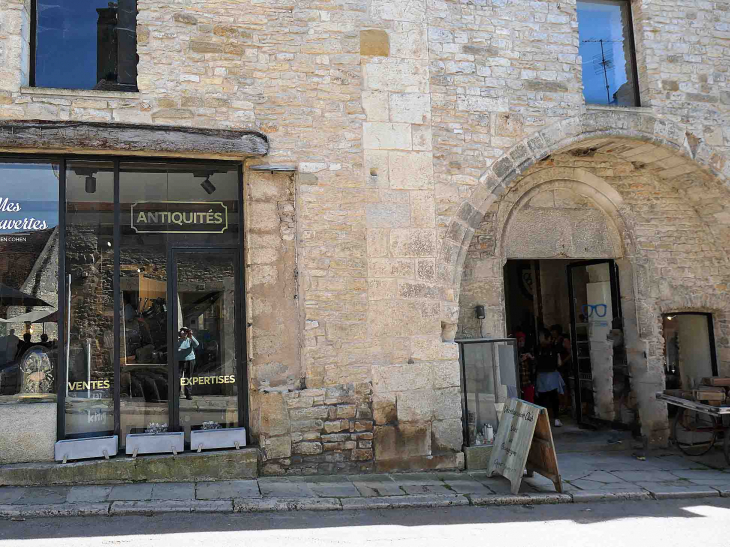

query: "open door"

left=567, top=260, right=630, bottom=427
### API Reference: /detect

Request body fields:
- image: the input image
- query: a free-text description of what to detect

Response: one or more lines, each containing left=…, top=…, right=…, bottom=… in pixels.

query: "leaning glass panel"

left=0, top=162, right=60, bottom=401
left=577, top=0, right=638, bottom=106
left=64, top=161, right=115, bottom=437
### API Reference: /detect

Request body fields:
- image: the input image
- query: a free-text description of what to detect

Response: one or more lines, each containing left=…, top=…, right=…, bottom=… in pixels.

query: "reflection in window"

left=34, top=0, right=138, bottom=91
left=577, top=0, right=638, bottom=106
left=64, top=161, right=115, bottom=437
left=0, top=163, right=60, bottom=400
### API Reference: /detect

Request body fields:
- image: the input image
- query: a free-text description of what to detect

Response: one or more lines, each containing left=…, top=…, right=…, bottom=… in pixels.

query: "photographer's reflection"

left=176, top=327, right=199, bottom=400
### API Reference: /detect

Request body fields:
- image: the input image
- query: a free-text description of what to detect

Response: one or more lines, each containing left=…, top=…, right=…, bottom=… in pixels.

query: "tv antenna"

left=582, top=38, right=620, bottom=104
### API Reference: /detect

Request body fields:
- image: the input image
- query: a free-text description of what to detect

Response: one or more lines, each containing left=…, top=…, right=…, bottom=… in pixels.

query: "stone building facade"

left=0, top=0, right=728, bottom=473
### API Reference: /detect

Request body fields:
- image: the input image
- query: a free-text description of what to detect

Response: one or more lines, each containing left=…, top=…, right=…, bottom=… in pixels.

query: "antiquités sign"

left=131, top=201, right=228, bottom=234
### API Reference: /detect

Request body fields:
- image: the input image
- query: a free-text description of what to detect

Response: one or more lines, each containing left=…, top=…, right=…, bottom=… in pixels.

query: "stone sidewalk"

left=1, top=449, right=729, bottom=518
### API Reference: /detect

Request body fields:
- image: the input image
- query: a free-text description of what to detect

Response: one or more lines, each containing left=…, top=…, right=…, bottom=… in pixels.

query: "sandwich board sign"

left=486, top=398, right=562, bottom=495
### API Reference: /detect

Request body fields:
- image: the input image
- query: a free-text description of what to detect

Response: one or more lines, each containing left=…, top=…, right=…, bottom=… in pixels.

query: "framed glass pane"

left=175, top=251, right=239, bottom=443
left=35, top=0, right=138, bottom=90
left=119, top=164, right=170, bottom=442
left=0, top=162, right=60, bottom=401
left=64, top=160, right=115, bottom=437
left=577, top=0, right=639, bottom=106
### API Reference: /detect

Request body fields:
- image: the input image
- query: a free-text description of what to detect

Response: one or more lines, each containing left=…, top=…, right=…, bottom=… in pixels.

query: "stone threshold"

left=1, top=488, right=727, bottom=519
left=0, top=448, right=260, bottom=487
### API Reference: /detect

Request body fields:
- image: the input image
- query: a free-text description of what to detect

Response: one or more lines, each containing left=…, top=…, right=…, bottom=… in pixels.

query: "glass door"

left=567, top=260, right=629, bottom=426
left=171, top=249, right=241, bottom=445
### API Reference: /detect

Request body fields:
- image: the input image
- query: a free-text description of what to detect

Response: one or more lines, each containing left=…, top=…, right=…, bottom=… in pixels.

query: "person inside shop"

left=550, top=324, right=564, bottom=351
left=14, top=332, right=32, bottom=361
left=557, top=332, right=572, bottom=414
left=523, top=328, right=565, bottom=428
left=512, top=326, right=535, bottom=403
left=176, top=327, right=199, bottom=400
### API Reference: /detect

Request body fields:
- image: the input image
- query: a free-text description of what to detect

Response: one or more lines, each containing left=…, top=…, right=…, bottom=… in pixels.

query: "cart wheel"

left=672, top=407, right=717, bottom=456
left=724, top=430, right=730, bottom=466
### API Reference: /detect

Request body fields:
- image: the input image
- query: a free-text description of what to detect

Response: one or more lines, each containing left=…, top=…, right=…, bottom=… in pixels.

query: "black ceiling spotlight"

left=85, top=174, right=97, bottom=194
left=200, top=174, right=216, bottom=195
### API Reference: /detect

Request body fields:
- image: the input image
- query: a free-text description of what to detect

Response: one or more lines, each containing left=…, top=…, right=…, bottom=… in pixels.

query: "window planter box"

left=190, top=427, right=247, bottom=452
left=54, top=435, right=118, bottom=463
left=125, top=432, right=184, bottom=457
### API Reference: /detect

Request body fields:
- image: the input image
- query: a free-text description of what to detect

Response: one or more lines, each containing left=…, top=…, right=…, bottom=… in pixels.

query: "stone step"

left=0, top=447, right=260, bottom=487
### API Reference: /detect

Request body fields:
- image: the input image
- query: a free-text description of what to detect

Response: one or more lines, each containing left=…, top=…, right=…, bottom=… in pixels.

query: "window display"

left=0, top=162, right=60, bottom=401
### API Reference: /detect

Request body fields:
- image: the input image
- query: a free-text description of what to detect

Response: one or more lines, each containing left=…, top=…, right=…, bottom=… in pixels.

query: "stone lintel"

left=0, top=120, right=269, bottom=159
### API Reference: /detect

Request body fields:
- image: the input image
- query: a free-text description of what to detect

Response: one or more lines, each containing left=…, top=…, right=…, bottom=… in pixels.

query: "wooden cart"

left=656, top=392, right=730, bottom=465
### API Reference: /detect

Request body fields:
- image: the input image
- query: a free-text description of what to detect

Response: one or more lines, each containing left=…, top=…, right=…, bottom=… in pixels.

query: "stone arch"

left=496, top=169, right=632, bottom=261
left=438, top=110, right=730, bottom=333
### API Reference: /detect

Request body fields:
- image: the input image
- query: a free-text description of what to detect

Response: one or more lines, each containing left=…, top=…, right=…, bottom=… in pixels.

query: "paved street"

left=1, top=498, right=730, bottom=546
left=0, top=448, right=729, bottom=517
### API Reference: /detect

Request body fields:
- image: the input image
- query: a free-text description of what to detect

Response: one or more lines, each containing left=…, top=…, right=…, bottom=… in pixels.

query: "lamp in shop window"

left=85, top=175, right=97, bottom=194
left=200, top=174, right=216, bottom=195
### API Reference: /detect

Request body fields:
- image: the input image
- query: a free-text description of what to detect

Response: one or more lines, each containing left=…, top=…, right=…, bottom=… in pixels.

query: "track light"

left=200, top=175, right=216, bottom=195
left=85, top=175, right=97, bottom=194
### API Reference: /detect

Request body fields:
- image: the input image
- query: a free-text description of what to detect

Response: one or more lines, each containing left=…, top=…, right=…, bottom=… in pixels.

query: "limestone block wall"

left=0, top=0, right=730, bottom=465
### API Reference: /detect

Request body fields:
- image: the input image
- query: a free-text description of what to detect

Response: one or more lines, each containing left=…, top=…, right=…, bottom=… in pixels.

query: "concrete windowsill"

left=20, top=86, right=141, bottom=100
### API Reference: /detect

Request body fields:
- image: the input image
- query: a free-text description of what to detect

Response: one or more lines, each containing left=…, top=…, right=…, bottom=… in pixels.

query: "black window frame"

left=662, top=312, right=719, bottom=378
left=29, top=0, right=139, bottom=92
left=0, top=154, right=248, bottom=444
left=577, top=0, right=642, bottom=108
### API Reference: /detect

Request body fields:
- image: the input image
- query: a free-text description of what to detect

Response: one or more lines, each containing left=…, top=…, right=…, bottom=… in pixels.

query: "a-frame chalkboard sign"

left=486, top=398, right=562, bottom=495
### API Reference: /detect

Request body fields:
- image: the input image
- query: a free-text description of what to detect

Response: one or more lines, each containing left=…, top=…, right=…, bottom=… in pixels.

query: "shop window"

left=0, top=161, right=60, bottom=401
left=64, top=160, right=115, bottom=437
left=31, top=0, right=138, bottom=91
left=663, top=313, right=718, bottom=391
left=577, top=0, right=640, bottom=106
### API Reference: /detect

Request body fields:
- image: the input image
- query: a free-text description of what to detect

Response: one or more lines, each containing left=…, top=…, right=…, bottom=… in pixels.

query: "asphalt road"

left=1, top=498, right=730, bottom=546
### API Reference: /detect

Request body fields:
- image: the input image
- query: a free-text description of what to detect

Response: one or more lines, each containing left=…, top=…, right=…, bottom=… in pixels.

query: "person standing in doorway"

left=532, top=328, right=565, bottom=428
left=176, top=327, right=199, bottom=400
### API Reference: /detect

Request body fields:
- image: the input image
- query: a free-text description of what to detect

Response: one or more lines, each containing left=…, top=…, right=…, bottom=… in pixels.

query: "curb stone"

left=648, top=489, right=719, bottom=500
left=341, top=494, right=469, bottom=510
left=0, top=503, right=110, bottom=518
left=110, top=500, right=232, bottom=515
left=570, top=490, right=652, bottom=503
left=234, top=498, right=342, bottom=512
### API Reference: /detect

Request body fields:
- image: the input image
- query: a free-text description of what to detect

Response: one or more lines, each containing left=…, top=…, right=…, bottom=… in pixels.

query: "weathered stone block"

left=389, top=93, right=431, bottom=124
left=324, top=420, right=350, bottom=433
left=373, top=393, right=397, bottom=424
left=292, top=442, right=323, bottom=455
left=363, top=122, right=412, bottom=150
left=351, top=448, right=374, bottom=461
left=397, top=389, right=434, bottom=422
left=360, top=29, right=390, bottom=57
left=389, top=229, right=437, bottom=257
left=264, top=436, right=292, bottom=460
left=432, top=419, right=463, bottom=452
left=389, top=151, right=434, bottom=189
left=374, top=423, right=431, bottom=460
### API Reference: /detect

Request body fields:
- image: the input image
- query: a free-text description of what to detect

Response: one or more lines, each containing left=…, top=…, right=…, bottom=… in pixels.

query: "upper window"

left=577, top=0, right=639, bottom=107
left=32, top=0, right=138, bottom=91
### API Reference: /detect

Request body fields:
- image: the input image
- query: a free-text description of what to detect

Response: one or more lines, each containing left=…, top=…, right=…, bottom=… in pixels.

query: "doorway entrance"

left=119, top=249, right=243, bottom=446
left=504, top=259, right=634, bottom=435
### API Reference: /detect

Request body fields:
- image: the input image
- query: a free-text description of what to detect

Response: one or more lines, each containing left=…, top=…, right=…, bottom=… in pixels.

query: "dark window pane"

left=0, top=162, right=60, bottom=400
left=35, top=0, right=137, bottom=91
left=578, top=0, right=638, bottom=106
left=64, top=161, right=115, bottom=437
